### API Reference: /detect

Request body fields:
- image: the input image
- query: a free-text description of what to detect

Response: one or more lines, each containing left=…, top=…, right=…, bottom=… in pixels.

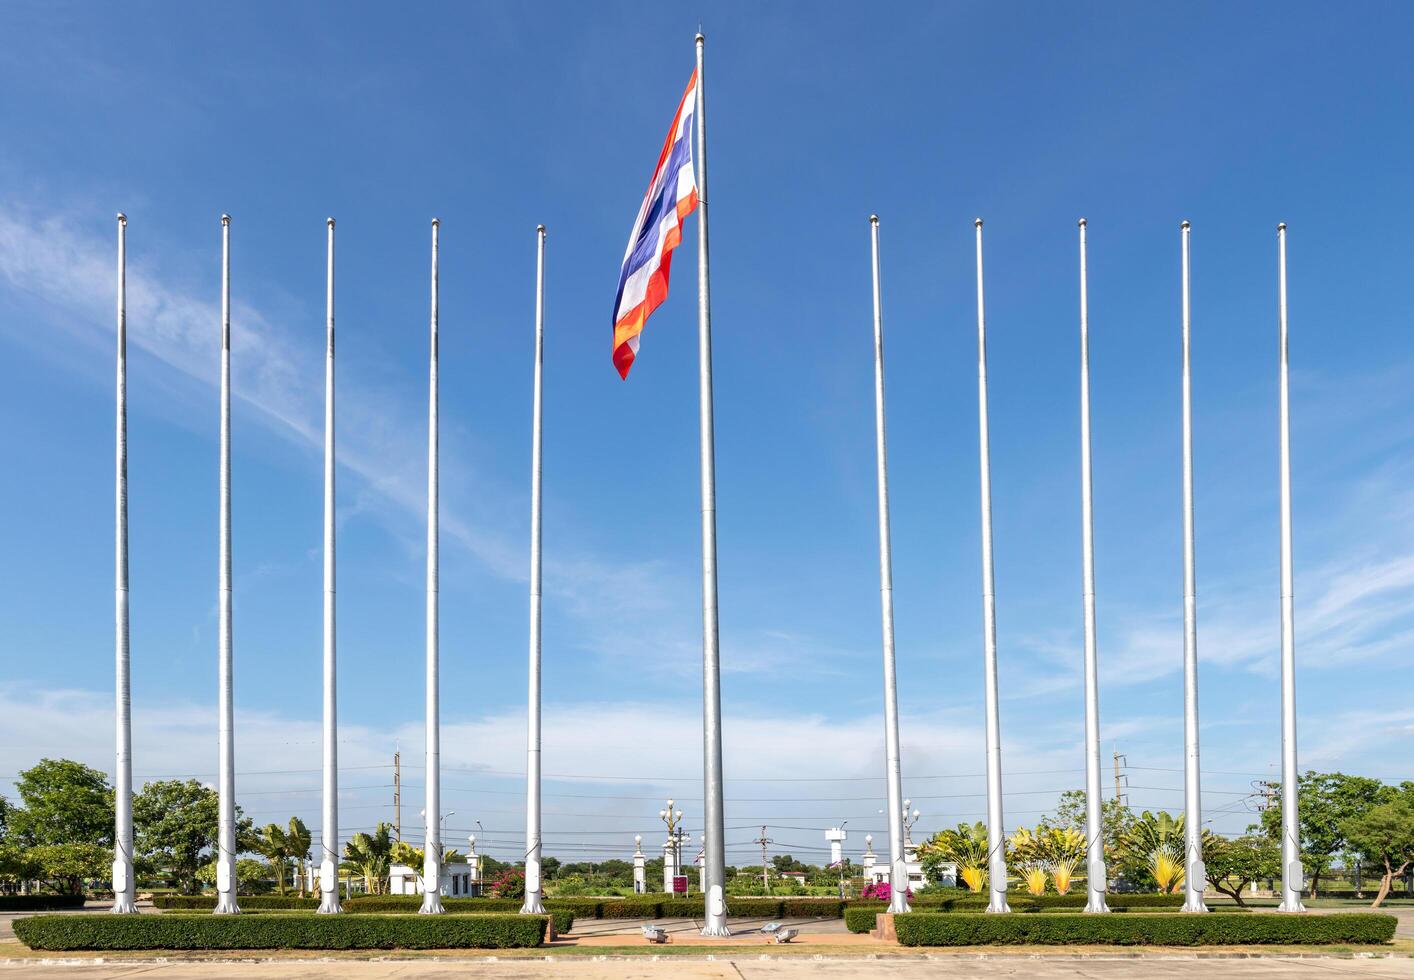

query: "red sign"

left=672, top=875, right=689, bottom=894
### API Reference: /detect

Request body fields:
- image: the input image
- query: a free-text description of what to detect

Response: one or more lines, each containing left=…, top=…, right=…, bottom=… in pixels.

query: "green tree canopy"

left=1339, top=789, right=1414, bottom=908
left=133, top=779, right=253, bottom=894
left=1259, top=771, right=1388, bottom=895
left=9, top=759, right=113, bottom=848
left=1203, top=835, right=1280, bottom=907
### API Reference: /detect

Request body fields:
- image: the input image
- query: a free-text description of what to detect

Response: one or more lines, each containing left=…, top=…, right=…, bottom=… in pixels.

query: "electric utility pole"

left=754, top=826, right=773, bottom=895
left=393, top=747, right=402, bottom=842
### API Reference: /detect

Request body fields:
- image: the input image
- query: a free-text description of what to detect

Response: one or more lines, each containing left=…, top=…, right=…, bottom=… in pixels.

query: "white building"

left=861, top=833, right=953, bottom=891
left=388, top=857, right=478, bottom=897
left=388, top=835, right=483, bottom=898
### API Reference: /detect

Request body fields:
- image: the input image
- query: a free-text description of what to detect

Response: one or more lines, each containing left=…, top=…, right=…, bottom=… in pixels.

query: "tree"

left=343, top=823, right=394, bottom=895
left=540, top=855, right=562, bottom=879
left=1258, top=771, right=1388, bottom=897
left=1203, top=835, right=1280, bottom=907
left=284, top=818, right=311, bottom=897
left=1340, top=791, right=1414, bottom=909
left=1054, top=789, right=1134, bottom=866
left=8, top=759, right=113, bottom=848
left=133, top=779, right=253, bottom=894
left=1116, top=810, right=1193, bottom=891
left=253, top=824, right=291, bottom=895
left=919, top=822, right=989, bottom=893
left=22, top=843, right=109, bottom=895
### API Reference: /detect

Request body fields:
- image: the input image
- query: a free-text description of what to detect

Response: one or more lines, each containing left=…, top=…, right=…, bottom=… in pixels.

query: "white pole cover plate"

left=112, top=860, right=128, bottom=892
left=321, top=860, right=336, bottom=893
left=525, top=866, right=541, bottom=892
left=216, top=862, right=231, bottom=893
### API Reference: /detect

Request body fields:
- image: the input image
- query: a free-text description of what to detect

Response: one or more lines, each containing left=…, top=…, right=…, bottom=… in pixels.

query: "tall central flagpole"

left=1275, top=223, right=1306, bottom=913
left=974, top=219, right=1010, bottom=914
left=215, top=214, right=240, bottom=916
left=1179, top=220, right=1208, bottom=913
left=869, top=215, right=910, bottom=916
left=111, top=213, right=137, bottom=915
left=318, top=218, right=343, bottom=914
left=694, top=32, right=729, bottom=939
left=1077, top=219, right=1109, bottom=914
left=521, top=224, right=547, bottom=915
left=420, top=219, right=445, bottom=915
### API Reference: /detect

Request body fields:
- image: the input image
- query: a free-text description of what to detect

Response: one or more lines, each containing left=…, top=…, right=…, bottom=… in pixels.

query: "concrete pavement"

left=1, top=955, right=1413, bottom=979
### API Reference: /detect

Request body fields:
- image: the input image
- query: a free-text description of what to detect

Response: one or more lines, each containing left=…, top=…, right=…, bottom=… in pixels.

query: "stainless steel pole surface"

left=521, top=224, right=547, bottom=915
left=215, top=214, right=240, bottom=915
left=1179, top=220, right=1208, bottom=913
left=1078, top=219, right=1109, bottom=913
left=420, top=219, right=445, bottom=915
left=974, top=220, right=1011, bottom=914
left=869, top=215, right=910, bottom=916
left=1275, top=223, right=1306, bottom=913
left=318, top=218, right=343, bottom=914
left=694, top=32, right=729, bottom=939
left=112, top=213, right=137, bottom=915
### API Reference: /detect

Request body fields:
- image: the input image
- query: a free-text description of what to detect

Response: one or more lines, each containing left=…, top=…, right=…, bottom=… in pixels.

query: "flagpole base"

left=1276, top=899, right=1307, bottom=913
left=1084, top=894, right=1110, bottom=913
left=109, top=896, right=138, bottom=914
left=419, top=894, right=445, bottom=914
left=316, top=895, right=343, bottom=914
left=520, top=893, right=545, bottom=914
left=1181, top=900, right=1209, bottom=913
left=700, top=921, right=731, bottom=938
left=213, top=896, right=241, bottom=915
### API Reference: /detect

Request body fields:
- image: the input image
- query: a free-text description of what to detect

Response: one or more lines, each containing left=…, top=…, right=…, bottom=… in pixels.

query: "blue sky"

left=1, top=1, right=1412, bottom=866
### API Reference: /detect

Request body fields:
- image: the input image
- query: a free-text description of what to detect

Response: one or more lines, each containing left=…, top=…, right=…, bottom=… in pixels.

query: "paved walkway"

left=2, top=956, right=1412, bottom=979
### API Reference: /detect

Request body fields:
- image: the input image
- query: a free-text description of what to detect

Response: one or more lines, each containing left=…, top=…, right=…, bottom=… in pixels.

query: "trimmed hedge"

left=13, top=913, right=547, bottom=950
left=892, top=912, right=1397, bottom=947
left=0, top=895, right=87, bottom=912
left=153, top=895, right=318, bottom=910
left=846, top=906, right=883, bottom=933
left=783, top=897, right=845, bottom=917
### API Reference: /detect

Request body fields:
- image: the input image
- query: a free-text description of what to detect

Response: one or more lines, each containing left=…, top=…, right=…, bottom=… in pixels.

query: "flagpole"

left=974, top=218, right=1010, bottom=914
left=1275, top=222, right=1306, bottom=913
left=1179, top=219, right=1208, bottom=913
left=111, top=212, right=137, bottom=915
left=318, top=217, right=343, bottom=914
left=694, top=31, right=729, bottom=939
left=215, top=213, right=240, bottom=915
left=420, top=218, right=445, bottom=915
left=1078, top=219, right=1109, bottom=913
left=521, top=224, right=547, bottom=915
left=869, top=215, right=910, bottom=916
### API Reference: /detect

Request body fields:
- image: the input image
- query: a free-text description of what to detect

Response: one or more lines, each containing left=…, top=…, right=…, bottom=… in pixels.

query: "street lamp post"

left=660, top=801, right=685, bottom=894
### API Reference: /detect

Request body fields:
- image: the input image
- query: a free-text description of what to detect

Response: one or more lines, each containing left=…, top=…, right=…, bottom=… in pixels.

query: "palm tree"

left=342, top=822, right=394, bottom=895
left=284, top=817, right=312, bottom=897
left=253, top=823, right=290, bottom=895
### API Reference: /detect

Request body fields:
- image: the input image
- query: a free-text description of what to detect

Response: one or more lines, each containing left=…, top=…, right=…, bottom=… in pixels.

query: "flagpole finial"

left=869, top=214, right=879, bottom=225
left=327, top=217, right=336, bottom=228
left=431, top=217, right=440, bottom=228
left=696, top=31, right=705, bottom=43
left=221, top=214, right=232, bottom=226
left=1277, top=222, right=1287, bottom=232
left=537, top=224, right=546, bottom=235
left=116, top=212, right=127, bottom=225
left=1077, top=217, right=1086, bottom=228
left=975, top=217, right=984, bottom=228
left=1180, top=219, right=1191, bottom=231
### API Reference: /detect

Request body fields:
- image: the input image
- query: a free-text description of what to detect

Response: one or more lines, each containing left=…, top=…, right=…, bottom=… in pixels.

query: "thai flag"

left=612, top=69, right=700, bottom=379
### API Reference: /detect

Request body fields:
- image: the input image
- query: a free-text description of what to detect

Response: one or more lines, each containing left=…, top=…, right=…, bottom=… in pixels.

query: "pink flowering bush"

left=860, top=881, right=912, bottom=902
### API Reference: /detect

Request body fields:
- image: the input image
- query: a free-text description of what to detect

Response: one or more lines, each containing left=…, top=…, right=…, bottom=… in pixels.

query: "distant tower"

left=862, top=834, right=878, bottom=878
left=825, top=826, right=848, bottom=866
